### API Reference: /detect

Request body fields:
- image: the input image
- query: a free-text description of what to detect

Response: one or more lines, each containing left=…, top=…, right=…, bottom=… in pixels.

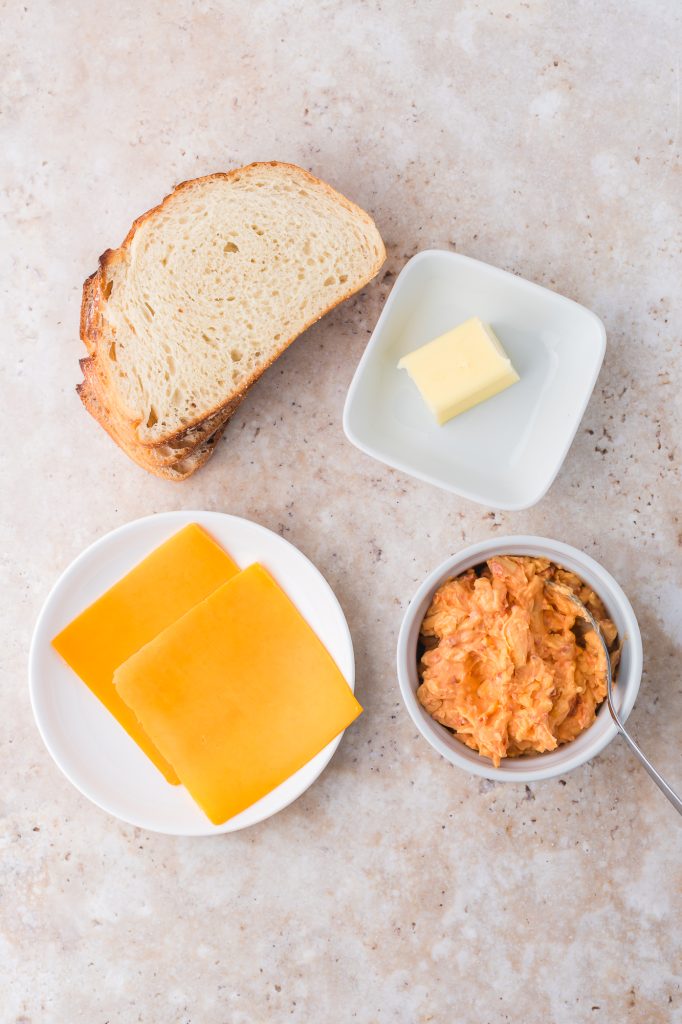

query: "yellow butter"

left=397, top=317, right=519, bottom=425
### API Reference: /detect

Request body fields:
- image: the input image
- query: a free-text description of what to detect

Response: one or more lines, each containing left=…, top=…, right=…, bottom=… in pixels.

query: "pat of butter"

left=397, top=317, right=519, bottom=425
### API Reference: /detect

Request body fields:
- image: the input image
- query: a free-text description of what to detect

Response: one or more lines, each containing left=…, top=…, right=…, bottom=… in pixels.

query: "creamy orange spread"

left=417, top=556, right=619, bottom=765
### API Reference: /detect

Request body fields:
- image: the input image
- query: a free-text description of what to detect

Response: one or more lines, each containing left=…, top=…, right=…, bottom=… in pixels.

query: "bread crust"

left=77, top=376, right=227, bottom=480
left=79, top=355, right=237, bottom=466
left=79, top=161, right=386, bottom=450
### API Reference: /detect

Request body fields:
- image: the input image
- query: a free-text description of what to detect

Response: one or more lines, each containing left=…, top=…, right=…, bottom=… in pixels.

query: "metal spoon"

left=545, top=580, right=682, bottom=815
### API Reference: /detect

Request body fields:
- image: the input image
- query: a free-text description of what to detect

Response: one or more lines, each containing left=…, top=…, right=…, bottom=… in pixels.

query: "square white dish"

left=343, top=250, right=606, bottom=510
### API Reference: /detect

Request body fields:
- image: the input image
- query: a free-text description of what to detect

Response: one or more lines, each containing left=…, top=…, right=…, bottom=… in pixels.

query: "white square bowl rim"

left=396, top=535, right=643, bottom=783
left=343, top=249, right=607, bottom=511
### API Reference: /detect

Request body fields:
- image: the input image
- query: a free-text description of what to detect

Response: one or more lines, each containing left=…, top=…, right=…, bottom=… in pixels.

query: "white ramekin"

left=396, top=535, right=642, bottom=782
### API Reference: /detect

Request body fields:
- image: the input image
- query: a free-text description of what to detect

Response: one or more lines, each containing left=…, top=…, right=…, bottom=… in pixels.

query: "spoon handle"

left=607, top=697, right=682, bottom=816
left=544, top=582, right=681, bottom=814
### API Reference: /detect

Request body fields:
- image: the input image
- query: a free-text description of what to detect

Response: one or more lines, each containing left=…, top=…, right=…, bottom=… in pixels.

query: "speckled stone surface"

left=2, top=2, right=681, bottom=1021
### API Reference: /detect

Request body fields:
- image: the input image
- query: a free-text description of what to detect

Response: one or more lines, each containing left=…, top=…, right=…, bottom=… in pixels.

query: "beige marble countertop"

left=3, top=1, right=681, bottom=1021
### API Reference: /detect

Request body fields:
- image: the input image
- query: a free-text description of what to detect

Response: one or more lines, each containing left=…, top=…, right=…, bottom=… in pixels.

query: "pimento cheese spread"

left=417, top=556, right=619, bottom=765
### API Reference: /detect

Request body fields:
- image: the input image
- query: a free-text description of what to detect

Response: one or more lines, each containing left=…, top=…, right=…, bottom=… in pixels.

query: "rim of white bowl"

left=396, top=535, right=643, bottom=782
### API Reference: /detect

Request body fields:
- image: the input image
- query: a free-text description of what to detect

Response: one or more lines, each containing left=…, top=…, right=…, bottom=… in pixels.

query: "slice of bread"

left=80, top=162, right=385, bottom=449
left=77, top=378, right=227, bottom=480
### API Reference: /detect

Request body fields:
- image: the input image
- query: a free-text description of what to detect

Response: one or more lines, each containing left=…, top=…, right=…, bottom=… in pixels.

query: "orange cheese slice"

left=114, top=563, right=361, bottom=824
left=52, top=524, right=239, bottom=783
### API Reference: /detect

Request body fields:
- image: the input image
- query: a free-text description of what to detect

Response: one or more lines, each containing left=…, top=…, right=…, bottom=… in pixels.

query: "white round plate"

left=29, top=511, right=355, bottom=836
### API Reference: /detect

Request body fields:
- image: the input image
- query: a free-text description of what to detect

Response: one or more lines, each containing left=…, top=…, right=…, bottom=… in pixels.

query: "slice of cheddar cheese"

left=114, top=563, right=361, bottom=824
left=52, top=524, right=239, bottom=783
